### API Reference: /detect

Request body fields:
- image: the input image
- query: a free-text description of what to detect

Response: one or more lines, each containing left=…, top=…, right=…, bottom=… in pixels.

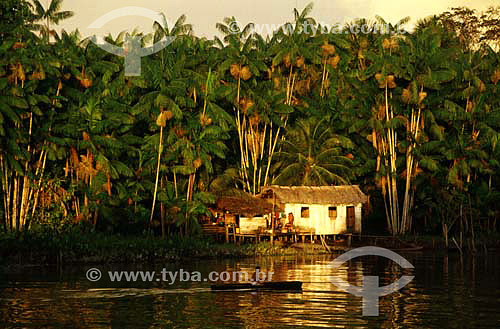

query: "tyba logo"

left=328, top=246, right=414, bottom=316
left=87, top=7, right=176, bottom=76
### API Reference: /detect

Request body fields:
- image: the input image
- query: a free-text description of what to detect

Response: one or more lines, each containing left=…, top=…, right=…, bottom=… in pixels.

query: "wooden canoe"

left=211, top=281, right=302, bottom=291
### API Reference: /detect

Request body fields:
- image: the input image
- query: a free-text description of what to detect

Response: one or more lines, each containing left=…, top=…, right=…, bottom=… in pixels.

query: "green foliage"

left=0, top=2, right=499, bottom=243
left=273, top=117, right=354, bottom=185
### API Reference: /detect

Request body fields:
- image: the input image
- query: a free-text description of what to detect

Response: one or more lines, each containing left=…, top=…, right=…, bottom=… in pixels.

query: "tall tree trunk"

left=160, top=178, right=165, bottom=238
left=150, top=125, right=164, bottom=229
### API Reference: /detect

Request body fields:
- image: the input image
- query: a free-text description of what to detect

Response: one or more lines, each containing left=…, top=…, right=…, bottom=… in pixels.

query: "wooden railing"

left=201, top=223, right=226, bottom=236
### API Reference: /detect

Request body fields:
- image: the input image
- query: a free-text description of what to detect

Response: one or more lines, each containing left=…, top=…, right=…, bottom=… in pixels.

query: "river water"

left=1, top=251, right=499, bottom=328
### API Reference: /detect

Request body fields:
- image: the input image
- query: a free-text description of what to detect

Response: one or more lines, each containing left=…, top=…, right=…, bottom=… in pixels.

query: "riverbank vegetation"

left=1, top=1, right=499, bottom=255
left=0, top=226, right=330, bottom=266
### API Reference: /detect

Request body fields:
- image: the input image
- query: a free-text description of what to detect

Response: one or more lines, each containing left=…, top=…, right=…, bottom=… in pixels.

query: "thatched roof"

left=216, top=195, right=282, bottom=217
left=259, top=185, right=368, bottom=206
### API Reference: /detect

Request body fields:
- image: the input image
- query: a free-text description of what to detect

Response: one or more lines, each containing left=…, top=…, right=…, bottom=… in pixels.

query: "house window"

left=328, top=206, right=337, bottom=219
left=301, top=207, right=310, bottom=218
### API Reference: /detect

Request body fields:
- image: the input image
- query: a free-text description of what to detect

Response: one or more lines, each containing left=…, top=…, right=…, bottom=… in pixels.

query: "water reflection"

left=0, top=252, right=499, bottom=328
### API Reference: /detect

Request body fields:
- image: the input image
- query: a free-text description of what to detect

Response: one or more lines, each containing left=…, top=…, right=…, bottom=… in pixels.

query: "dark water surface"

left=1, top=252, right=499, bottom=328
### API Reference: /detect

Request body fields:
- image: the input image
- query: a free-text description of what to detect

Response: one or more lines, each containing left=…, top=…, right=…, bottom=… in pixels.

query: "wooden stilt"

left=320, top=235, right=331, bottom=252
left=271, top=194, right=276, bottom=246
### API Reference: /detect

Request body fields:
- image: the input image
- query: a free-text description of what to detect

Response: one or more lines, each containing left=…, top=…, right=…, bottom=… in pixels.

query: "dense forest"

left=1, top=0, right=499, bottom=248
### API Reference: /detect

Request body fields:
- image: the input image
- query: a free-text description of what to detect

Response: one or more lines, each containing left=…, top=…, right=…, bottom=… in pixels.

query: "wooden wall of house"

left=239, top=216, right=267, bottom=234
left=224, top=213, right=237, bottom=225
left=284, top=203, right=362, bottom=234
left=355, top=204, right=362, bottom=233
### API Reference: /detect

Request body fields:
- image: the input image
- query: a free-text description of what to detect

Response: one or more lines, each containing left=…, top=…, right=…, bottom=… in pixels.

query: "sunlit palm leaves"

left=31, top=0, right=74, bottom=40
left=273, top=117, right=353, bottom=186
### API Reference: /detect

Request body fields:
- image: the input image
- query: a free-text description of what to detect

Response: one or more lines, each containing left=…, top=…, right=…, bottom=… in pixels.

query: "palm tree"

left=154, top=13, right=193, bottom=40
left=32, top=0, right=74, bottom=40
left=273, top=117, right=353, bottom=186
left=2, top=3, right=500, bottom=240
left=215, top=17, right=274, bottom=195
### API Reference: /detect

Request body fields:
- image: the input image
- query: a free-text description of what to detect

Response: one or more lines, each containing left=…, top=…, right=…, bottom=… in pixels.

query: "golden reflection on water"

left=1, top=252, right=499, bottom=328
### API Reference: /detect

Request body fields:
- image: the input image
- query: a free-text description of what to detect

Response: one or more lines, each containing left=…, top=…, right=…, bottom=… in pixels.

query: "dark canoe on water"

left=211, top=281, right=302, bottom=291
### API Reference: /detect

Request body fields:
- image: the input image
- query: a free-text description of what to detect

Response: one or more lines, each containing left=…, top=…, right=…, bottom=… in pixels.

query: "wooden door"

left=346, top=206, right=355, bottom=232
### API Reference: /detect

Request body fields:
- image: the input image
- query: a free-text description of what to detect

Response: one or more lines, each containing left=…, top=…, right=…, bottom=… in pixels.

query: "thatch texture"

left=216, top=195, right=282, bottom=217
left=259, top=185, right=368, bottom=205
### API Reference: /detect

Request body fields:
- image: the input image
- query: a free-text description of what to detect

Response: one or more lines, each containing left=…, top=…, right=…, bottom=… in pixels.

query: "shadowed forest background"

left=1, top=1, right=499, bottom=252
